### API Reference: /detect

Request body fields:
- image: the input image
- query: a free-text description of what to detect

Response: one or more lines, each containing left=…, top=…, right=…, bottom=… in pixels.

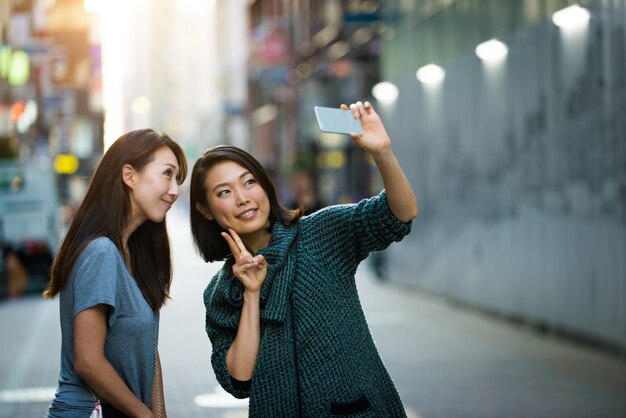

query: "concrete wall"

left=381, top=0, right=626, bottom=351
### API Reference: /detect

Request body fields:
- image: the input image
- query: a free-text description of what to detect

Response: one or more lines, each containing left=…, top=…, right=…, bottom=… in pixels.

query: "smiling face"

left=126, top=146, right=180, bottom=226
left=198, top=160, right=271, bottom=249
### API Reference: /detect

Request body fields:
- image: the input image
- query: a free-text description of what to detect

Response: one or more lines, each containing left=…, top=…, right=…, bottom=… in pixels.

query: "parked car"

left=0, top=159, right=62, bottom=298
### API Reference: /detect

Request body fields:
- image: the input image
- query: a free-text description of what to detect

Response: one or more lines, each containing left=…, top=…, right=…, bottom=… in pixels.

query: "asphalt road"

left=1, top=206, right=625, bottom=417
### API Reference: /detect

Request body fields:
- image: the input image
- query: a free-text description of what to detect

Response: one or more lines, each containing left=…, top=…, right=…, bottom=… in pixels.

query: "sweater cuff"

left=230, top=375, right=252, bottom=391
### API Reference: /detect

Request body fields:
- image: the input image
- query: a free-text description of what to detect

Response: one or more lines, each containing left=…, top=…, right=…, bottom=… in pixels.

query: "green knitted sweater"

left=204, top=191, right=411, bottom=417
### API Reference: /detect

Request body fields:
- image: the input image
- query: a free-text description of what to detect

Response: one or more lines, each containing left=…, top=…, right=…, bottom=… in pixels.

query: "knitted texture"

left=204, top=191, right=411, bottom=417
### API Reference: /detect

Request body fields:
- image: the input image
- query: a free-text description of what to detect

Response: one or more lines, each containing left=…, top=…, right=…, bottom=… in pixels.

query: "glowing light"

left=416, top=64, right=445, bottom=85
left=131, top=96, right=151, bottom=114
left=475, top=39, right=508, bottom=63
left=312, top=25, right=339, bottom=48
left=16, top=100, right=38, bottom=133
left=8, top=50, right=29, bottom=86
left=251, top=104, right=278, bottom=125
left=552, top=4, right=590, bottom=30
left=54, top=154, right=80, bottom=175
left=84, top=0, right=104, bottom=12
left=327, top=41, right=350, bottom=59
left=372, top=81, right=399, bottom=104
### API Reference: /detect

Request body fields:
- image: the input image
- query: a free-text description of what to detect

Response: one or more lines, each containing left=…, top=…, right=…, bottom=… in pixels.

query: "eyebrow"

left=211, top=171, right=252, bottom=193
left=162, top=163, right=180, bottom=181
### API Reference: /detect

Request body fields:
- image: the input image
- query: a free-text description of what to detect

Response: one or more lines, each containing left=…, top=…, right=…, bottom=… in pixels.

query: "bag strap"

left=153, top=318, right=162, bottom=418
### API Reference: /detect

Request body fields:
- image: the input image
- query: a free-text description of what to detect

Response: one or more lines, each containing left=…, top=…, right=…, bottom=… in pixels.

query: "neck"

left=242, top=228, right=272, bottom=254
left=123, top=200, right=149, bottom=247
left=123, top=212, right=145, bottom=248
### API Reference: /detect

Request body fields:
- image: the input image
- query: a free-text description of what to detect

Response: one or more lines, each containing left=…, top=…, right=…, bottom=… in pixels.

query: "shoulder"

left=74, top=237, right=122, bottom=272
left=299, top=203, right=352, bottom=227
left=81, top=236, right=118, bottom=255
left=298, top=194, right=383, bottom=232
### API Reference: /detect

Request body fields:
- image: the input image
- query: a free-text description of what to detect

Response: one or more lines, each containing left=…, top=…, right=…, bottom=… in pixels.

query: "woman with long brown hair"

left=44, top=129, right=187, bottom=418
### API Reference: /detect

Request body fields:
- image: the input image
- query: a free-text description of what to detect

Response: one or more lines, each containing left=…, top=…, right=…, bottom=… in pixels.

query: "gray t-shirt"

left=46, top=237, right=158, bottom=418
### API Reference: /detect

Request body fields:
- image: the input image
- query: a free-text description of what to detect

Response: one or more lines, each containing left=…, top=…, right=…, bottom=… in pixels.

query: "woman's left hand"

left=222, top=228, right=267, bottom=293
left=341, top=101, right=391, bottom=155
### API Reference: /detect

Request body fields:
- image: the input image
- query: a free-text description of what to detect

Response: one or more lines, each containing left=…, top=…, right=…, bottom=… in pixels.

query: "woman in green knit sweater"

left=190, top=101, right=418, bottom=417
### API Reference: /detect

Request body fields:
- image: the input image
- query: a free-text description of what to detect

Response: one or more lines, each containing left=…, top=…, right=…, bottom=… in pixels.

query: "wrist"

left=243, top=289, right=261, bottom=301
left=371, top=146, right=394, bottom=161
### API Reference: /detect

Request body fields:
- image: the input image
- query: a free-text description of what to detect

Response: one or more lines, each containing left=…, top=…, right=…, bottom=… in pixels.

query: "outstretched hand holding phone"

left=319, top=100, right=418, bottom=223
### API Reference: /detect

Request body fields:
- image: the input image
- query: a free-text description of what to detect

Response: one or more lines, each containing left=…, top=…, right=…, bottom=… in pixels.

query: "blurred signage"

left=54, top=154, right=79, bottom=174
left=251, top=28, right=288, bottom=67
left=22, top=42, right=51, bottom=65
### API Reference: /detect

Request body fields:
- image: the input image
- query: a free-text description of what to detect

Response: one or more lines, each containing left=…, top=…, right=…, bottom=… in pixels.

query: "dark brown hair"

left=189, top=145, right=302, bottom=262
left=43, top=129, right=188, bottom=310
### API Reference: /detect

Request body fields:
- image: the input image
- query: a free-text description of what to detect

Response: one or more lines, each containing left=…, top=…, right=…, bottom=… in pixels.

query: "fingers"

left=221, top=231, right=241, bottom=257
left=347, top=100, right=373, bottom=119
left=233, top=260, right=262, bottom=274
left=221, top=228, right=247, bottom=257
left=348, top=102, right=360, bottom=119
left=229, top=229, right=248, bottom=254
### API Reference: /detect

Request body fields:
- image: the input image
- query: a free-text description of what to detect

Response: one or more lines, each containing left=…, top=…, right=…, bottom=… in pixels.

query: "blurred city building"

left=0, top=0, right=103, bottom=298
left=98, top=0, right=223, bottom=159
left=246, top=0, right=384, bottom=204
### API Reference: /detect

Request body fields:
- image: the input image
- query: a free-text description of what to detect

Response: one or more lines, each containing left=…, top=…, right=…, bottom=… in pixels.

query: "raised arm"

left=342, top=101, right=418, bottom=222
left=221, top=229, right=267, bottom=382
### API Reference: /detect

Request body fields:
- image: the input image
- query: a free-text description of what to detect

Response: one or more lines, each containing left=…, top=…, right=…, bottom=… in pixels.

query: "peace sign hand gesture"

left=222, top=228, right=267, bottom=293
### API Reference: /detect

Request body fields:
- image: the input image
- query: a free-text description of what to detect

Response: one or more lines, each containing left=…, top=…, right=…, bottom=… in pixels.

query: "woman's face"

left=200, top=160, right=271, bottom=238
left=128, top=146, right=180, bottom=224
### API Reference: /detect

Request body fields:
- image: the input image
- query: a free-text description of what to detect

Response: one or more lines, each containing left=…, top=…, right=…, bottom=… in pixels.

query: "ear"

left=195, top=201, right=214, bottom=221
left=122, top=164, right=135, bottom=189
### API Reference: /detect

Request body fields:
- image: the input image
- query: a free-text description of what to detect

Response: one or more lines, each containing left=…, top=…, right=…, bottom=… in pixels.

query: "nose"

left=169, top=180, right=179, bottom=200
left=234, top=187, right=249, bottom=206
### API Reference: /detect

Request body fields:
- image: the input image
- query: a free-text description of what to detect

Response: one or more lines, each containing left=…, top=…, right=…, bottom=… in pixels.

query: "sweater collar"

left=256, top=222, right=299, bottom=323
left=217, top=221, right=299, bottom=324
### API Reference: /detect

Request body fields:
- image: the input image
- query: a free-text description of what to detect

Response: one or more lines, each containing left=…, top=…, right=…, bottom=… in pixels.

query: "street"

left=1, top=206, right=625, bottom=418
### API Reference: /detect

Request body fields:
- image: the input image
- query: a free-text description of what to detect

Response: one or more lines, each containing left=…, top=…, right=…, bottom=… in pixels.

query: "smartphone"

left=314, top=106, right=363, bottom=136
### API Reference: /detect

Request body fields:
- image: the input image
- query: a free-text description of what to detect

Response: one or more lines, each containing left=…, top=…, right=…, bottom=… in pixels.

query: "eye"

left=244, top=178, right=257, bottom=187
left=164, top=169, right=173, bottom=178
left=217, top=189, right=230, bottom=197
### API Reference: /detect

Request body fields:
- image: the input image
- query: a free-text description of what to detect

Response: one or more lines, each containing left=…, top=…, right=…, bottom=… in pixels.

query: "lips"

left=162, top=199, right=174, bottom=210
left=237, top=209, right=257, bottom=219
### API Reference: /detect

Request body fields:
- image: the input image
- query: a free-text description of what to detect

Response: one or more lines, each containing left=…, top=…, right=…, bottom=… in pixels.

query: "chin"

left=149, top=214, right=167, bottom=223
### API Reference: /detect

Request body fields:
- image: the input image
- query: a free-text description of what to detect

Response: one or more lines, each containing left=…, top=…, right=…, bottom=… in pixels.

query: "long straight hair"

left=43, top=129, right=188, bottom=310
left=189, top=145, right=302, bottom=262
